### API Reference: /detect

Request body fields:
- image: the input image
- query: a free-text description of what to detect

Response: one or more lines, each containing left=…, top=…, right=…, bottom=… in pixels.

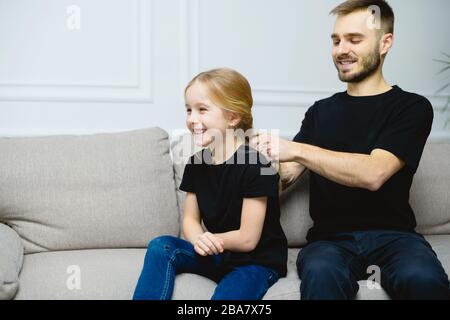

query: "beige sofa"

left=0, top=127, right=449, bottom=300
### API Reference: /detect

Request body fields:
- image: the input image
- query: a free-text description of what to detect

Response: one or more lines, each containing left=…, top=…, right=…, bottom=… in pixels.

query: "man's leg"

left=132, top=235, right=222, bottom=300
left=211, top=265, right=279, bottom=300
left=296, top=238, right=364, bottom=300
left=369, top=231, right=450, bottom=300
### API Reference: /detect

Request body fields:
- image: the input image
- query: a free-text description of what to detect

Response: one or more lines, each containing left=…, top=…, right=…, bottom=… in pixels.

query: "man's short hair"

left=330, top=0, right=395, bottom=35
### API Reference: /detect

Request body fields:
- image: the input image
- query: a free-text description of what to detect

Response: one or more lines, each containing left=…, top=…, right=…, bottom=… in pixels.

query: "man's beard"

left=335, top=48, right=381, bottom=83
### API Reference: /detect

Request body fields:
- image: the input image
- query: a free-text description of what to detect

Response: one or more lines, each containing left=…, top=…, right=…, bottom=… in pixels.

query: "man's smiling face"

left=332, top=10, right=382, bottom=83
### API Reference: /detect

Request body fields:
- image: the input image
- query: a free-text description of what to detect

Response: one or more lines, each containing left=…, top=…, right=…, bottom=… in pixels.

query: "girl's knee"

left=148, top=235, right=178, bottom=253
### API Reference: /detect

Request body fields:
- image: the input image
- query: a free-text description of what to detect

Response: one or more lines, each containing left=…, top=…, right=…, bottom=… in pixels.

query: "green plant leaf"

left=436, top=83, right=449, bottom=94
left=444, top=96, right=450, bottom=114
left=434, top=53, right=450, bottom=129
left=433, top=59, right=450, bottom=65
left=437, top=66, right=450, bottom=75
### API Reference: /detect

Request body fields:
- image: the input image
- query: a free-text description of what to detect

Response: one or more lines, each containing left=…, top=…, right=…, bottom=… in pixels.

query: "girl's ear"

left=228, top=113, right=241, bottom=128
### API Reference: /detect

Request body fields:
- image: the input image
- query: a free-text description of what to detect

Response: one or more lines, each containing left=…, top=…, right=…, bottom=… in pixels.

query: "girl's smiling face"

left=185, top=81, right=236, bottom=147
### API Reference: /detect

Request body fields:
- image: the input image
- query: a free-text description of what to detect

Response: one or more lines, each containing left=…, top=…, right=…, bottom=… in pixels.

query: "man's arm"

left=254, top=135, right=404, bottom=192
left=279, top=161, right=307, bottom=191
left=287, top=142, right=404, bottom=191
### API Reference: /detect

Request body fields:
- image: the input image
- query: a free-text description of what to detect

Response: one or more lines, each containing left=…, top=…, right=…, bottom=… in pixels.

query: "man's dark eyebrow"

left=331, top=33, right=365, bottom=39
left=345, top=33, right=365, bottom=38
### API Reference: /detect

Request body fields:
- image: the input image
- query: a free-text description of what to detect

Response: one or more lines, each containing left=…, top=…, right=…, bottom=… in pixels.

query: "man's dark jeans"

left=297, top=230, right=450, bottom=300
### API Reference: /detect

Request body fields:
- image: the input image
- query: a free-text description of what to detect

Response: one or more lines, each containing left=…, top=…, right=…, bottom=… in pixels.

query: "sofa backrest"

left=0, top=128, right=179, bottom=254
left=411, top=142, right=450, bottom=235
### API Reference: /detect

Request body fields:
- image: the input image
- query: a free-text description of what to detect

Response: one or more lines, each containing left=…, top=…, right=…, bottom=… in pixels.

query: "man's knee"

left=298, top=254, right=344, bottom=281
left=391, top=263, right=450, bottom=299
left=296, top=247, right=359, bottom=299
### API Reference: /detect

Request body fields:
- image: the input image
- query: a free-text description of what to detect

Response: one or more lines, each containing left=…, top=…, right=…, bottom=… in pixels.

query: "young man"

left=252, top=0, right=450, bottom=299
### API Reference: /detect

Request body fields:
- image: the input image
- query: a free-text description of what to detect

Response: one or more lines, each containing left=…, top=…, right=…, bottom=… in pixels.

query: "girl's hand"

left=194, top=232, right=224, bottom=256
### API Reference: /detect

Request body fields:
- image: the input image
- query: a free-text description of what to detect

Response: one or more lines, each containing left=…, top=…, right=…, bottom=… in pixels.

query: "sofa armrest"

left=0, top=223, right=24, bottom=300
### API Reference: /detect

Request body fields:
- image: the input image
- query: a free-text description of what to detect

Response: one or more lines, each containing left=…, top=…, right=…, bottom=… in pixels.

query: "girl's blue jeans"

left=132, top=235, right=279, bottom=300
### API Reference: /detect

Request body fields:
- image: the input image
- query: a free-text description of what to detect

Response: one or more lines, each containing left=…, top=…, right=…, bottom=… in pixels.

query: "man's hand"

left=249, top=132, right=298, bottom=163
left=194, top=232, right=224, bottom=256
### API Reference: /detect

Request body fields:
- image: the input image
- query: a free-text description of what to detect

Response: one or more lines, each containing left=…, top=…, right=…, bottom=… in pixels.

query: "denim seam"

left=160, top=248, right=197, bottom=299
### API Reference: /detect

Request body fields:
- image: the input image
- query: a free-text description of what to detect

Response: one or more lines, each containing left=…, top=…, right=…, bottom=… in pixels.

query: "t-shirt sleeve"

left=179, top=156, right=196, bottom=192
left=241, top=155, right=279, bottom=198
left=293, top=104, right=315, bottom=143
left=373, top=98, right=433, bottom=173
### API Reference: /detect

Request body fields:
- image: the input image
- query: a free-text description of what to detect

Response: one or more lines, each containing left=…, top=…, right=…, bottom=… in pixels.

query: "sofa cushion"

left=170, top=130, right=203, bottom=220
left=15, top=247, right=391, bottom=300
left=0, top=223, right=24, bottom=300
left=279, top=171, right=312, bottom=247
left=0, top=128, right=179, bottom=254
left=15, top=249, right=145, bottom=299
left=424, top=235, right=450, bottom=276
left=411, top=143, right=450, bottom=235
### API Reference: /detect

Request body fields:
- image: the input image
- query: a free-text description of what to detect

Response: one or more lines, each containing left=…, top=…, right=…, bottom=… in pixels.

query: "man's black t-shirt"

left=293, top=85, right=433, bottom=242
left=179, top=144, right=288, bottom=277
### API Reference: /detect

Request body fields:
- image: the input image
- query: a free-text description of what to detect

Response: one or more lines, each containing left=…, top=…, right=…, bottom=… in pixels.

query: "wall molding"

left=181, top=0, right=450, bottom=109
left=0, top=0, right=153, bottom=103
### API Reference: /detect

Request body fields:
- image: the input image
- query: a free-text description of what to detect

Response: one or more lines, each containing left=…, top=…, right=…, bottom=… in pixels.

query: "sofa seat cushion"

left=424, top=235, right=450, bottom=275
left=15, top=249, right=146, bottom=300
left=16, top=237, right=448, bottom=300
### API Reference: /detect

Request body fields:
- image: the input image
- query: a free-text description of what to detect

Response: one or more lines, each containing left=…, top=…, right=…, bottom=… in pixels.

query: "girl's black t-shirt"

left=293, top=85, right=434, bottom=242
left=180, top=144, right=288, bottom=277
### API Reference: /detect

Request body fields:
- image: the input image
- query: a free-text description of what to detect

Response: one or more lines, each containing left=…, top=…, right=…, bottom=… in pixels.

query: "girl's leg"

left=132, top=235, right=222, bottom=300
left=211, top=265, right=279, bottom=300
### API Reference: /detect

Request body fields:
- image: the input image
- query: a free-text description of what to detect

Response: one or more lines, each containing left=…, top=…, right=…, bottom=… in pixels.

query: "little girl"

left=132, top=68, right=287, bottom=300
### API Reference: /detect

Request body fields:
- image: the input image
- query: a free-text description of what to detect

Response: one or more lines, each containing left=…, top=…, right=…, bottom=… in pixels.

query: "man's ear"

left=380, top=33, right=393, bottom=57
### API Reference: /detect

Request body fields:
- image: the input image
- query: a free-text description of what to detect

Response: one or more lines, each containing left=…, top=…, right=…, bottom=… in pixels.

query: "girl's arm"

left=215, top=197, right=267, bottom=253
left=182, top=192, right=224, bottom=256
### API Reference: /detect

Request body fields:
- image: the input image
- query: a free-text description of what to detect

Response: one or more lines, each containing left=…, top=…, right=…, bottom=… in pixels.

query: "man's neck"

left=346, top=72, right=392, bottom=97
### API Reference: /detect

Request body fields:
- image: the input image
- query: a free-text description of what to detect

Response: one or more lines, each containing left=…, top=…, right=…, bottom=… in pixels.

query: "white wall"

left=0, top=0, right=449, bottom=139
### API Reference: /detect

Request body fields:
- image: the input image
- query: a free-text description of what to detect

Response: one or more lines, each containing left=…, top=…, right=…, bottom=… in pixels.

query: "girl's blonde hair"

left=185, top=68, right=253, bottom=132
